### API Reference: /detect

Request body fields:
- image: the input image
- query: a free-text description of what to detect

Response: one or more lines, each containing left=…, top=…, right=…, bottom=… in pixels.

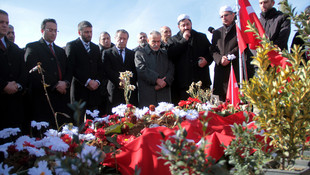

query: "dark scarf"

left=261, top=7, right=277, bottom=19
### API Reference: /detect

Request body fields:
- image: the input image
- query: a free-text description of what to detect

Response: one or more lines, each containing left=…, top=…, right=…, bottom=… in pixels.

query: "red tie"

left=0, top=39, right=6, bottom=51
left=49, top=44, right=62, bottom=80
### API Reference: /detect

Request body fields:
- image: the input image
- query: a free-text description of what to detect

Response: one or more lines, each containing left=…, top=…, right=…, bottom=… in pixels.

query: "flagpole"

left=231, top=62, right=234, bottom=105
left=236, top=0, right=244, bottom=90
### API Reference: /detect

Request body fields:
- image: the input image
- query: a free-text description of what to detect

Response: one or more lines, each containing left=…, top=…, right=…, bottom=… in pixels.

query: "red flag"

left=237, top=0, right=265, bottom=52
left=236, top=26, right=247, bottom=54
left=226, top=64, right=240, bottom=107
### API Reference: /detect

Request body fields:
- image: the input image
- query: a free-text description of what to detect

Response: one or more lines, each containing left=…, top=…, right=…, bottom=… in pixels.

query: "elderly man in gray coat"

left=135, top=31, right=174, bottom=107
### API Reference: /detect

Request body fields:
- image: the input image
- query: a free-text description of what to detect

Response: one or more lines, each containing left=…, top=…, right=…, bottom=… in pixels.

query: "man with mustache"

left=168, top=14, right=213, bottom=104
left=135, top=31, right=174, bottom=107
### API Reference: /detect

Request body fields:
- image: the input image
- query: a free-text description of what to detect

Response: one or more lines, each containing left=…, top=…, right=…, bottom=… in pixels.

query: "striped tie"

left=85, top=43, right=90, bottom=53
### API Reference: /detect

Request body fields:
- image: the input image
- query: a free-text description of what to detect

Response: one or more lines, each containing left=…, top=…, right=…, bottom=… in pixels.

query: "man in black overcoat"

left=25, top=18, right=72, bottom=129
left=66, top=21, right=108, bottom=120
left=211, top=6, right=239, bottom=101
left=103, top=29, right=138, bottom=111
left=168, top=14, right=213, bottom=104
left=0, top=9, right=27, bottom=131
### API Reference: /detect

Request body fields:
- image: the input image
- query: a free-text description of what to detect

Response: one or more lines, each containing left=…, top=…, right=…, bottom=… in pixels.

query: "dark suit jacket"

left=103, top=46, right=138, bottom=108
left=25, top=38, right=72, bottom=127
left=66, top=38, right=106, bottom=109
left=0, top=37, right=27, bottom=130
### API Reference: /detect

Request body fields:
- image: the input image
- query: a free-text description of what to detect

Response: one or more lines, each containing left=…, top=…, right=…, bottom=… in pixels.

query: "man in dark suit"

left=103, top=29, right=138, bottom=111
left=0, top=9, right=27, bottom=132
left=66, top=21, right=108, bottom=121
left=25, top=18, right=72, bottom=129
left=168, top=14, right=213, bottom=104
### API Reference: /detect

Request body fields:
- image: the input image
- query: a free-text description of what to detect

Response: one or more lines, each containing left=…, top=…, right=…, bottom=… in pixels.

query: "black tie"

left=119, top=49, right=124, bottom=62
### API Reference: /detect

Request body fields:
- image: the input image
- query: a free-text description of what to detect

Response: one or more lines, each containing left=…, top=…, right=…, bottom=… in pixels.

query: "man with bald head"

left=259, top=0, right=290, bottom=50
left=160, top=26, right=172, bottom=50
left=135, top=31, right=174, bottom=107
left=212, top=6, right=239, bottom=101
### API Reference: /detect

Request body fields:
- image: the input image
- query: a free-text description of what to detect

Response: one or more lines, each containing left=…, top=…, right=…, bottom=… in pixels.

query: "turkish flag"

left=226, top=64, right=240, bottom=107
left=237, top=0, right=265, bottom=53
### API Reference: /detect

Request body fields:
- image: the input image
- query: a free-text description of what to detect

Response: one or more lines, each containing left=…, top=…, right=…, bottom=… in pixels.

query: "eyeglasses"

left=220, top=14, right=231, bottom=18
left=45, top=28, right=59, bottom=33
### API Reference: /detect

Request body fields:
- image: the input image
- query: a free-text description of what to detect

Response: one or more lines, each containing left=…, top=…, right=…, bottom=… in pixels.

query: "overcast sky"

left=0, top=0, right=307, bottom=49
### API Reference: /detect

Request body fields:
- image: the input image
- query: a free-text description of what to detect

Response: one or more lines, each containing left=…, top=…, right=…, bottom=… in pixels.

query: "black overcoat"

left=25, top=38, right=72, bottom=127
left=103, top=46, right=138, bottom=108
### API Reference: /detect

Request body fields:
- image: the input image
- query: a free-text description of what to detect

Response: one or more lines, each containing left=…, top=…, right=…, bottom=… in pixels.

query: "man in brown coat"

left=211, top=6, right=239, bottom=101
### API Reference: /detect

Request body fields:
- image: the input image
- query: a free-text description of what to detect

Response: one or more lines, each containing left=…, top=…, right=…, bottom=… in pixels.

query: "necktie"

left=49, top=44, right=62, bottom=80
left=119, top=49, right=124, bottom=62
left=85, top=43, right=90, bottom=53
left=0, top=40, right=6, bottom=51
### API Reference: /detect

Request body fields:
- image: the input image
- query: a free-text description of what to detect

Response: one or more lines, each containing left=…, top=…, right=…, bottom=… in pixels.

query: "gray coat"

left=135, top=45, right=174, bottom=107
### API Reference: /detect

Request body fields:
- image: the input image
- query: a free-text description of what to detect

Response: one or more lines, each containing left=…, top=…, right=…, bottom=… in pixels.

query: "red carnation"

left=61, top=134, right=72, bottom=144
left=127, top=104, right=134, bottom=108
left=178, top=100, right=187, bottom=107
left=188, top=97, right=201, bottom=103
left=84, top=128, right=95, bottom=135
left=95, top=128, right=106, bottom=141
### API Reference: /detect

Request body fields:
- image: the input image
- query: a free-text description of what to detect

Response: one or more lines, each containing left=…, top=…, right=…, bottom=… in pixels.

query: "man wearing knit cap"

left=168, top=14, right=213, bottom=104
left=211, top=6, right=239, bottom=101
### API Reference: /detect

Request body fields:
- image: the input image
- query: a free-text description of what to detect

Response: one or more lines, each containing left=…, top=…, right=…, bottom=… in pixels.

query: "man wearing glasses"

left=211, top=6, right=239, bottom=102
left=25, top=18, right=72, bottom=129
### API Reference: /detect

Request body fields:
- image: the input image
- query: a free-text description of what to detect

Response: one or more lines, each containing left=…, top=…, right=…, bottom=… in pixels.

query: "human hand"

left=156, top=77, right=167, bottom=88
left=3, top=81, right=18, bottom=94
left=155, top=85, right=161, bottom=91
left=198, top=57, right=207, bottom=68
left=87, top=80, right=99, bottom=91
left=56, top=81, right=67, bottom=94
left=183, top=30, right=191, bottom=40
left=221, top=56, right=230, bottom=66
